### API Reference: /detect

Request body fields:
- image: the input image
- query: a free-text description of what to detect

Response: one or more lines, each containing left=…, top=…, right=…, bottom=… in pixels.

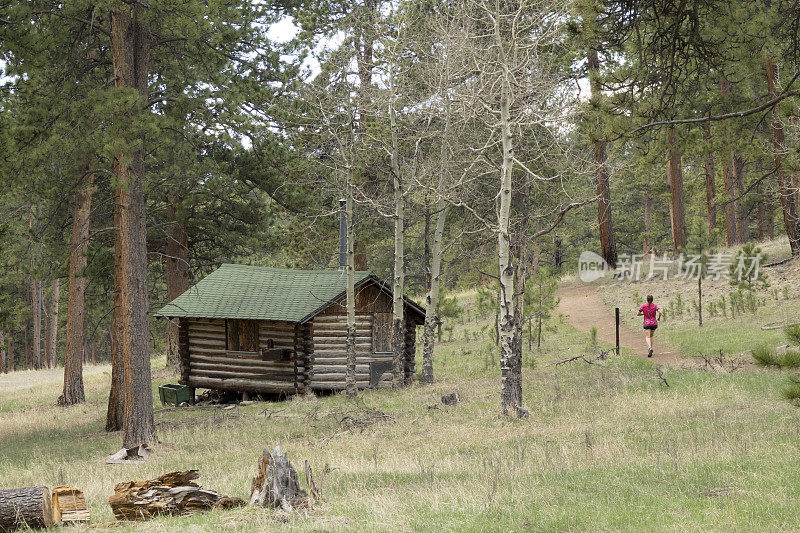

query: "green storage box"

left=158, top=383, right=191, bottom=406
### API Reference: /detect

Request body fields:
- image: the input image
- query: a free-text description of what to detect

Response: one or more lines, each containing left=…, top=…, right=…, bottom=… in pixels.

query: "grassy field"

left=2, top=269, right=800, bottom=531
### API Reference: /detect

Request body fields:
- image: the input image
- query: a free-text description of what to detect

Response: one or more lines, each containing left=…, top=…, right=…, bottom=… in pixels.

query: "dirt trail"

left=557, top=282, right=682, bottom=366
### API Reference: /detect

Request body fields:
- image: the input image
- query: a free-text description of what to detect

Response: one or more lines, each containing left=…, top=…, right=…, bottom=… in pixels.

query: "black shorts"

left=644, top=325, right=658, bottom=331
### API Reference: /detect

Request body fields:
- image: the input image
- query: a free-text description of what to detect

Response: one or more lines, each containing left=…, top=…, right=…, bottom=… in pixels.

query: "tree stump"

left=0, top=486, right=54, bottom=531
left=108, top=470, right=244, bottom=520
left=249, top=446, right=317, bottom=509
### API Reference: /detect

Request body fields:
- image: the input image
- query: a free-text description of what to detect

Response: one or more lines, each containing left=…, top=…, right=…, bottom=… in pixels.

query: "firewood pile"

left=108, top=470, right=244, bottom=520
left=249, top=446, right=319, bottom=510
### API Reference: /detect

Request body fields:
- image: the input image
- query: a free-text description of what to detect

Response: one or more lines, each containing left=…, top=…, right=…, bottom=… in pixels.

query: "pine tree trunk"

left=702, top=122, right=716, bottom=235
left=765, top=57, right=800, bottom=254
left=720, top=76, right=743, bottom=246
left=61, top=171, right=94, bottom=405
left=588, top=49, right=617, bottom=268
left=25, top=319, right=31, bottom=370
left=7, top=332, right=14, bottom=372
left=666, top=126, right=687, bottom=255
left=45, top=278, right=59, bottom=368
left=110, top=2, right=155, bottom=448
left=733, top=155, right=748, bottom=243
left=165, top=200, right=188, bottom=368
left=643, top=190, right=651, bottom=255
left=757, top=182, right=770, bottom=241
left=345, top=191, right=357, bottom=399
left=0, top=328, right=5, bottom=374
left=106, top=198, right=124, bottom=431
left=388, top=90, right=406, bottom=389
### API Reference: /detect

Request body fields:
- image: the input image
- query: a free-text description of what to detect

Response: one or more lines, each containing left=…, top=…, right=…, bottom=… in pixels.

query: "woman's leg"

left=649, top=330, right=655, bottom=352
left=645, top=329, right=652, bottom=349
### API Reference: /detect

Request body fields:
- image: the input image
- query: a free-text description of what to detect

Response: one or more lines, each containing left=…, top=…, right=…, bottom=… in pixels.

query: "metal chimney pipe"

left=339, top=198, right=347, bottom=270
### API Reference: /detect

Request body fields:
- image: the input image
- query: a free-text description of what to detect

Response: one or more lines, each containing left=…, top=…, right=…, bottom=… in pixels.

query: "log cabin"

left=155, top=264, right=425, bottom=398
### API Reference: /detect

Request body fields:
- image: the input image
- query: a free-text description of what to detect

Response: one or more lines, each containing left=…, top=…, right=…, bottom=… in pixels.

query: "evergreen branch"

left=629, top=85, right=800, bottom=134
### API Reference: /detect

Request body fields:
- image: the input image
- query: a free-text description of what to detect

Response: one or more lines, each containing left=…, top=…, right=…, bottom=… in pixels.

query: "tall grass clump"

left=752, top=344, right=780, bottom=367
left=785, top=324, right=800, bottom=346
left=782, top=376, right=800, bottom=405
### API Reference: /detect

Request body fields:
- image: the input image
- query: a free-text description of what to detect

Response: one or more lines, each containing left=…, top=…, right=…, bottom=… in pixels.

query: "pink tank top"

left=639, top=303, right=658, bottom=327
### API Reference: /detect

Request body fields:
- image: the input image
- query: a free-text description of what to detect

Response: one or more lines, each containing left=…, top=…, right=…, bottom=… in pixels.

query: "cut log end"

left=0, top=486, right=53, bottom=531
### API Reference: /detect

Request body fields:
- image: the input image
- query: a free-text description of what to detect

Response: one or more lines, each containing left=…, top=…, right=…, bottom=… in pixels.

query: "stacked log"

left=310, top=314, right=392, bottom=389
left=186, top=318, right=300, bottom=394
left=0, top=486, right=53, bottom=531
left=51, top=485, right=89, bottom=524
left=108, top=470, right=244, bottom=520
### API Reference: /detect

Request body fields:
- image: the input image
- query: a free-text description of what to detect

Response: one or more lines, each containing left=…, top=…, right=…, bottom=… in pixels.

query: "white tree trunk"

left=496, top=19, right=522, bottom=417
left=345, top=180, right=357, bottom=399
left=389, top=89, right=406, bottom=389
left=422, top=99, right=452, bottom=385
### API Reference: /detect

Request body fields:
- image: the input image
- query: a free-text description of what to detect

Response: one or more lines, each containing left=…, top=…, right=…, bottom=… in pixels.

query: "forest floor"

left=2, top=239, right=800, bottom=531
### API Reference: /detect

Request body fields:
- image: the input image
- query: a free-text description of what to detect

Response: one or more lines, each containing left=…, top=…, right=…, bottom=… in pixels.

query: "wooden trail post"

left=615, top=308, right=620, bottom=355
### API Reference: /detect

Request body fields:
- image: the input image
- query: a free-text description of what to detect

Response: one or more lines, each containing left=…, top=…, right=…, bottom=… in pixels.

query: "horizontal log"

left=189, top=348, right=227, bottom=357
left=314, top=348, right=373, bottom=357
left=309, top=373, right=374, bottom=382
left=190, top=367, right=296, bottom=380
left=191, top=354, right=294, bottom=367
left=313, top=342, right=372, bottom=350
left=188, top=321, right=226, bottom=330
left=311, top=332, right=371, bottom=340
left=0, top=486, right=54, bottom=531
left=189, top=338, right=226, bottom=348
left=312, top=356, right=391, bottom=365
left=312, top=364, right=373, bottom=373
left=188, top=376, right=298, bottom=394
left=313, top=314, right=371, bottom=322
left=310, top=381, right=390, bottom=390
left=190, top=361, right=300, bottom=374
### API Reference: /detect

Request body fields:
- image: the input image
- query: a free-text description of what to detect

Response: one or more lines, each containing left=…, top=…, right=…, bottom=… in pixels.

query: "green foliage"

left=439, top=291, right=463, bottom=323
left=781, top=376, right=800, bottom=405
left=785, top=325, right=800, bottom=347
left=729, top=243, right=769, bottom=291
left=589, top=326, right=598, bottom=351
left=752, top=345, right=779, bottom=367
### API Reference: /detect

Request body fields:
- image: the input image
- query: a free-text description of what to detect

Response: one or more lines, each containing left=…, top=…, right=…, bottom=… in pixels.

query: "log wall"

left=176, top=281, right=422, bottom=395
left=183, top=318, right=305, bottom=395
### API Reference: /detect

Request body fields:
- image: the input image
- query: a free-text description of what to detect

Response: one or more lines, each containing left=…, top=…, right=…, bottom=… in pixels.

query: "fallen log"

left=52, top=485, right=89, bottom=524
left=108, top=470, right=244, bottom=520
left=0, top=486, right=53, bottom=532
left=249, top=446, right=318, bottom=510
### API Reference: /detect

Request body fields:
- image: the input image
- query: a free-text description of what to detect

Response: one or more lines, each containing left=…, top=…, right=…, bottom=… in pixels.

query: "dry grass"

left=2, top=285, right=800, bottom=531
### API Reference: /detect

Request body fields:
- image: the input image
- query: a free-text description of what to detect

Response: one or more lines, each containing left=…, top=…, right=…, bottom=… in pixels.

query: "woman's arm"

left=637, top=308, right=643, bottom=316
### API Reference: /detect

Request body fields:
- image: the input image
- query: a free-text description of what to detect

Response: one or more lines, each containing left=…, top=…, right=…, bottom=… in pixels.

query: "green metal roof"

left=155, top=264, right=373, bottom=322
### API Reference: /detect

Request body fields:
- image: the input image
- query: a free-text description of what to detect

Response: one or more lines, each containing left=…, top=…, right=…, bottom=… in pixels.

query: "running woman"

left=638, top=295, right=661, bottom=357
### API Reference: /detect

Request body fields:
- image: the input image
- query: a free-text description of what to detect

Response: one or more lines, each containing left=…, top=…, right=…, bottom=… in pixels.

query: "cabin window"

left=226, top=319, right=259, bottom=352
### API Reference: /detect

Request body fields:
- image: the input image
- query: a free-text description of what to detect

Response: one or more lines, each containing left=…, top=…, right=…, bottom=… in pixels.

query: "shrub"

left=780, top=350, right=800, bottom=369
left=781, top=376, right=800, bottom=404
left=752, top=344, right=780, bottom=367
left=786, top=325, right=800, bottom=347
